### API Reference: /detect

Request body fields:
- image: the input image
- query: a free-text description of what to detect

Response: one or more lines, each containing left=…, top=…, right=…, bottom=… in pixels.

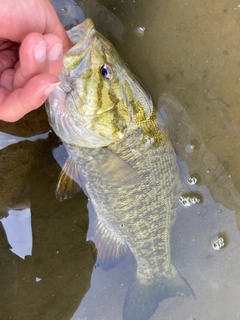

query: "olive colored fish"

left=46, top=19, right=193, bottom=320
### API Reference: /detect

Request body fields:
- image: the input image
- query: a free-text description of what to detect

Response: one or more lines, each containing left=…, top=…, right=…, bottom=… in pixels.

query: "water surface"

left=1, top=1, right=240, bottom=319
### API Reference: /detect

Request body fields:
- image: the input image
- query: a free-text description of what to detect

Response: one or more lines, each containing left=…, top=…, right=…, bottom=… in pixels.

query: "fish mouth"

left=63, top=20, right=96, bottom=75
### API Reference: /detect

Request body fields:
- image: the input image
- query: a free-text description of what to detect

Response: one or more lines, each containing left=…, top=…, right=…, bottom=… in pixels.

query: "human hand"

left=0, top=0, right=72, bottom=122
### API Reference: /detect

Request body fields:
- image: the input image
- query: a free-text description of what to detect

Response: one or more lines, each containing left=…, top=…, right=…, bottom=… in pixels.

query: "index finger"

left=0, top=0, right=72, bottom=53
left=41, top=0, right=73, bottom=52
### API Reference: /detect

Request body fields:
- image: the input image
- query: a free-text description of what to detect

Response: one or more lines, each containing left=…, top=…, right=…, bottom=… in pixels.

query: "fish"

left=45, top=18, right=194, bottom=320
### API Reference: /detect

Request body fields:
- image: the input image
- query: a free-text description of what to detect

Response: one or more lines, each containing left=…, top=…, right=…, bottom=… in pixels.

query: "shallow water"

left=1, top=0, right=240, bottom=319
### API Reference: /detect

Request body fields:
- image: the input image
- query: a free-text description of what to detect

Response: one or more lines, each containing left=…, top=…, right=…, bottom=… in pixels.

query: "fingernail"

left=34, top=40, right=47, bottom=62
left=48, top=43, right=63, bottom=61
left=44, top=82, right=61, bottom=96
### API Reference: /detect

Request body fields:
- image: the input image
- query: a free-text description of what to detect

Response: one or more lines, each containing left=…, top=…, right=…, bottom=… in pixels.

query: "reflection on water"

left=1, top=0, right=240, bottom=319
left=0, top=125, right=94, bottom=320
left=2, top=209, right=32, bottom=259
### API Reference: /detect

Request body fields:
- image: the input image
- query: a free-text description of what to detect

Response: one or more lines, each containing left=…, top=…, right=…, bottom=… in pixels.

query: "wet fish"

left=46, top=18, right=193, bottom=320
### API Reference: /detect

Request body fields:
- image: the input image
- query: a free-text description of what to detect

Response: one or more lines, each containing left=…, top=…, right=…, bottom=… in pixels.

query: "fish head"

left=46, top=18, right=153, bottom=148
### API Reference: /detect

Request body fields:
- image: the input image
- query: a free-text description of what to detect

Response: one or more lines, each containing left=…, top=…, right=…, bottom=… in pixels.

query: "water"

left=1, top=1, right=240, bottom=319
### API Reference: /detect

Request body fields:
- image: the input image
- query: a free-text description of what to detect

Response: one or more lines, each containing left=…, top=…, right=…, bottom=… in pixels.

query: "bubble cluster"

left=188, top=176, right=198, bottom=185
left=142, top=135, right=155, bottom=145
left=212, top=237, right=225, bottom=250
left=179, top=196, right=200, bottom=207
left=179, top=192, right=203, bottom=207
left=212, top=233, right=228, bottom=251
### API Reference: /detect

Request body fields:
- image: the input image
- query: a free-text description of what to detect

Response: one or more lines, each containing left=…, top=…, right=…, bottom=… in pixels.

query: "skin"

left=0, top=0, right=72, bottom=122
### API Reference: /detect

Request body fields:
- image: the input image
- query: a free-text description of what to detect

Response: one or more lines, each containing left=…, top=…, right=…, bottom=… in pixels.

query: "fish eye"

left=100, top=64, right=113, bottom=80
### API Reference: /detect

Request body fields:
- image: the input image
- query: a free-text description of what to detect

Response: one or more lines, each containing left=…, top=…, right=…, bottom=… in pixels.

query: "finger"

left=42, top=0, right=73, bottom=52
left=45, top=34, right=63, bottom=76
left=0, top=46, right=19, bottom=72
left=0, top=73, right=60, bottom=122
left=0, top=69, right=15, bottom=91
left=0, top=0, right=72, bottom=53
left=13, top=33, right=63, bottom=89
left=13, top=33, right=47, bottom=89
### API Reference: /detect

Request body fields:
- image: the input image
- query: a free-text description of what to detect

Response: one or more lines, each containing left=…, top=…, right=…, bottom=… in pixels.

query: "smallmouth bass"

left=46, top=18, right=194, bottom=320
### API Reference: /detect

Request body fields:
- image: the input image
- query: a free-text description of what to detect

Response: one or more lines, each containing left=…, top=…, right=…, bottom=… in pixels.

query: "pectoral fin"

left=95, top=148, right=139, bottom=187
left=56, top=157, right=82, bottom=201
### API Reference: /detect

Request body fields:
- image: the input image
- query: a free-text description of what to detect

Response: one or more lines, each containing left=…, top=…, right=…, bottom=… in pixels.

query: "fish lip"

left=82, top=18, right=95, bottom=35
left=67, top=18, right=96, bottom=48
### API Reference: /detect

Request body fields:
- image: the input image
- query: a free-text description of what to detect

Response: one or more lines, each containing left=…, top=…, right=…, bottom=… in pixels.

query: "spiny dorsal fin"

left=56, top=157, right=82, bottom=201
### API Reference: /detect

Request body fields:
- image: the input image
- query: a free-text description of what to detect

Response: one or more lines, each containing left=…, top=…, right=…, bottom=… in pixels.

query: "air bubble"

left=188, top=173, right=201, bottom=185
left=135, top=27, right=146, bottom=37
left=185, top=144, right=194, bottom=153
left=190, top=138, right=200, bottom=150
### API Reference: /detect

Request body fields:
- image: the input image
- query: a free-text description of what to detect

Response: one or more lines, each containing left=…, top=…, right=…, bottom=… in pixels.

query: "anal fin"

left=87, top=200, right=129, bottom=269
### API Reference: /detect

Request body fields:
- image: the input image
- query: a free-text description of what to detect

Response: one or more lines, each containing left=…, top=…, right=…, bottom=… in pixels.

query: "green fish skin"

left=46, top=18, right=194, bottom=320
